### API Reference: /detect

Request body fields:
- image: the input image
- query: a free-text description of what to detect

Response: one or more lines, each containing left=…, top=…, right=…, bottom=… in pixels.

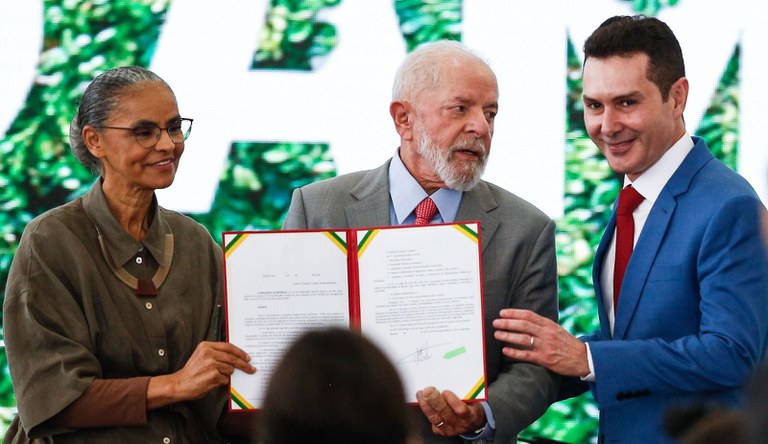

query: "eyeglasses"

left=95, top=118, right=193, bottom=148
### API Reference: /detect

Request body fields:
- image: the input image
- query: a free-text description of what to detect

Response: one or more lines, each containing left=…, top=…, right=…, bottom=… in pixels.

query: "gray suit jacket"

left=282, top=159, right=559, bottom=444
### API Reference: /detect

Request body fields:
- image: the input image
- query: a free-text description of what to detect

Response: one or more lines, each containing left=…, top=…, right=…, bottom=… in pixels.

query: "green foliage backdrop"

left=253, top=0, right=341, bottom=70
left=0, top=0, right=741, bottom=441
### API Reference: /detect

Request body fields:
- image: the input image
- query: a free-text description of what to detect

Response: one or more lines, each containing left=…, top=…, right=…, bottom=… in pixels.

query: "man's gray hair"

left=391, top=40, right=492, bottom=102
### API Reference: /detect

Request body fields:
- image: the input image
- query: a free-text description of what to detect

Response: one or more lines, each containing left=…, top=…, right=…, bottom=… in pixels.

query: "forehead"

left=419, top=57, right=498, bottom=103
left=582, top=53, right=655, bottom=98
left=110, top=82, right=178, bottom=122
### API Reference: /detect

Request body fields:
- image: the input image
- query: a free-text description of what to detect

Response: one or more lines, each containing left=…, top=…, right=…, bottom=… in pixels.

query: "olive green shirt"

left=3, top=180, right=226, bottom=443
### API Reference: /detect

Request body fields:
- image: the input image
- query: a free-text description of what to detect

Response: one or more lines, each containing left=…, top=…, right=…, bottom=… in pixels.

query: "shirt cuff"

left=459, top=401, right=496, bottom=441
left=581, top=342, right=596, bottom=382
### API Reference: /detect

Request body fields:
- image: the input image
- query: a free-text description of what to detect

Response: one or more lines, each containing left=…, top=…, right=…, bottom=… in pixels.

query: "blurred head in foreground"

left=262, top=328, right=416, bottom=444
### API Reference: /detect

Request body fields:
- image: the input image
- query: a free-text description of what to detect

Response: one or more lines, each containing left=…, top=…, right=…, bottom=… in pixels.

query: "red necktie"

left=613, top=186, right=645, bottom=313
left=414, top=197, right=438, bottom=225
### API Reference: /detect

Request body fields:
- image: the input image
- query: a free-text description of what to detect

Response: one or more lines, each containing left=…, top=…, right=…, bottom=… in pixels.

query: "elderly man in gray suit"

left=282, top=40, right=559, bottom=444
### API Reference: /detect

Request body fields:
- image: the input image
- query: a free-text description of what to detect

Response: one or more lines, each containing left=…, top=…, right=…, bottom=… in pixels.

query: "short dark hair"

left=262, top=328, right=411, bottom=444
left=583, top=15, right=685, bottom=101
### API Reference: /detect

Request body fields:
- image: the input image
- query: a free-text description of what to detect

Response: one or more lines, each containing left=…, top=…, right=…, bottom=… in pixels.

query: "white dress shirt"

left=584, top=133, right=694, bottom=381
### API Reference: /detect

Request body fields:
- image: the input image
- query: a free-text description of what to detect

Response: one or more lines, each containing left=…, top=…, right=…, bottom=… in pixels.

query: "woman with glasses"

left=3, top=66, right=256, bottom=443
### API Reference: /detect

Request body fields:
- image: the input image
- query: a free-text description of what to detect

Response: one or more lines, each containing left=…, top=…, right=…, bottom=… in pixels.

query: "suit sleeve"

left=282, top=188, right=309, bottom=230
left=488, top=219, right=560, bottom=443
left=589, top=195, right=768, bottom=409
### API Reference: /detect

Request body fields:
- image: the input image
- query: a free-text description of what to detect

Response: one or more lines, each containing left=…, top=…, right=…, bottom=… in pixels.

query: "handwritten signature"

left=398, top=341, right=448, bottom=365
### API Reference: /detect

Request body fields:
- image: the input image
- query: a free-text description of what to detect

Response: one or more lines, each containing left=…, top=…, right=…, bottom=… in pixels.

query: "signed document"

left=223, top=223, right=486, bottom=410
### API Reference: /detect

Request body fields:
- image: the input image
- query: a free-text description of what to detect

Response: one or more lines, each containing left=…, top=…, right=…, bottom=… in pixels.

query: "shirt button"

left=138, top=246, right=144, bottom=252
left=163, top=438, right=171, bottom=444
left=145, top=302, right=153, bottom=310
left=158, top=349, right=165, bottom=357
left=136, top=257, right=143, bottom=265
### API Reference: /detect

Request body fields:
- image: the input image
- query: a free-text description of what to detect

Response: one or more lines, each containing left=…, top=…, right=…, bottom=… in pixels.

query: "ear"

left=82, top=125, right=107, bottom=160
left=670, top=77, right=689, bottom=118
left=390, top=100, right=413, bottom=141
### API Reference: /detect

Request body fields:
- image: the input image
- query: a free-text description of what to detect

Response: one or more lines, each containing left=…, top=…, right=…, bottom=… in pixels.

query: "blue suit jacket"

left=576, top=137, right=768, bottom=443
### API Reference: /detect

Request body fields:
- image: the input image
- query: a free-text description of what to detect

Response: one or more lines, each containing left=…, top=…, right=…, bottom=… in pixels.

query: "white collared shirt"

left=584, top=133, right=694, bottom=382
left=600, top=133, right=694, bottom=333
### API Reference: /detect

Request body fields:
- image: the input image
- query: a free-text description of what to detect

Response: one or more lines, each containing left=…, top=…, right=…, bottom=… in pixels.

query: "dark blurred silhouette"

left=745, top=360, right=768, bottom=444
left=260, top=328, right=416, bottom=444
left=665, top=403, right=744, bottom=444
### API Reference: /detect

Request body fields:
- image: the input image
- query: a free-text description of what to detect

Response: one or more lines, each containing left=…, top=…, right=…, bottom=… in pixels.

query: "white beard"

left=416, top=130, right=488, bottom=191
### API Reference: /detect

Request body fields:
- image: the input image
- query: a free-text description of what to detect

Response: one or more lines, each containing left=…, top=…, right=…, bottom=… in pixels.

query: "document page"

left=223, top=231, right=350, bottom=410
left=356, top=223, right=486, bottom=402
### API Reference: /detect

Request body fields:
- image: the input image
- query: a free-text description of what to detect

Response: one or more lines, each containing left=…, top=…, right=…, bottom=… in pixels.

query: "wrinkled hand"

left=492, top=309, right=590, bottom=377
left=416, top=387, right=485, bottom=436
left=149, top=341, right=256, bottom=408
left=174, top=341, right=256, bottom=400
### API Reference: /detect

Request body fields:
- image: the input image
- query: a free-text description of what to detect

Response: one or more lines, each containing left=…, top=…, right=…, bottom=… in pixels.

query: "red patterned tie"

left=414, top=197, right=438, bottom=225
left=613, top=185, right=645, bottom=313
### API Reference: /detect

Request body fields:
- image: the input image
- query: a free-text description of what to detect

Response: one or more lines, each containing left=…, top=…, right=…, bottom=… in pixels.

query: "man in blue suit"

left=492, top=15, right=768, bottom=444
